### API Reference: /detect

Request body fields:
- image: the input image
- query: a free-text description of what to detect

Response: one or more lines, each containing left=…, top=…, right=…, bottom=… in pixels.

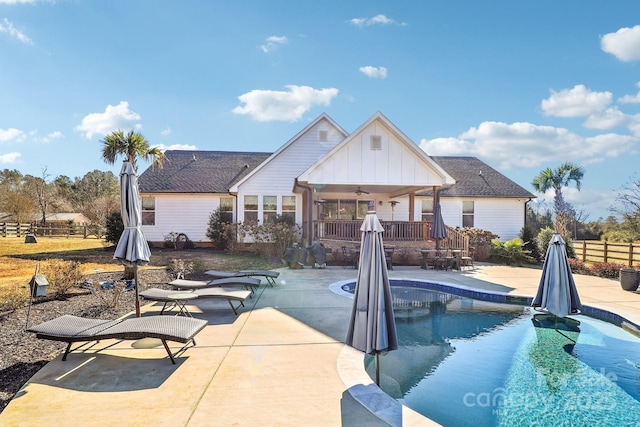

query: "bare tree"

left=611, top=174, right=640, bottom=238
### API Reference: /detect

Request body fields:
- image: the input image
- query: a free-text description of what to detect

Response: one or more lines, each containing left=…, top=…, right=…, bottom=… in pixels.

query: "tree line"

left=0, top=130, right=165, bottom=233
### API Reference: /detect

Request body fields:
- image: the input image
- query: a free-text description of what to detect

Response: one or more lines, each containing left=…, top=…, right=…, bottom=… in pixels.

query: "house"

left=139, top=112, right=535, bottom=250
left=31, top=213, right=92, bottom=226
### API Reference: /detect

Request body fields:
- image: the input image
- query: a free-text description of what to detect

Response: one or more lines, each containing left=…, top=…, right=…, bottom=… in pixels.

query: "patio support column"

left=409, top=193, right=415, bottom=221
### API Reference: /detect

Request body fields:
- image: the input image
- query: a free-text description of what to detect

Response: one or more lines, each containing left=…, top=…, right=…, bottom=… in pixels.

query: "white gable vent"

left=370, top=135, right=382, bottom=150
left=318, top=130, right=328, bottom=142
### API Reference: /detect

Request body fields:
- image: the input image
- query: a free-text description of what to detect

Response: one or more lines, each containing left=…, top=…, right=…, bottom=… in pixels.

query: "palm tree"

left=532, top=161, right=584, bottom=236
left=100, top=130, right=164, bottom=173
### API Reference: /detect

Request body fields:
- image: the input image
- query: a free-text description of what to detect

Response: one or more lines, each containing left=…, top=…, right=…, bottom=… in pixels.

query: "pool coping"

left=333, top=277, right=640, bottom=427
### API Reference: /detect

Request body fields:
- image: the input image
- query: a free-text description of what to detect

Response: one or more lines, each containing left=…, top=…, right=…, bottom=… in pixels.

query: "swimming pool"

left=338, top=280, right=640, bottom=427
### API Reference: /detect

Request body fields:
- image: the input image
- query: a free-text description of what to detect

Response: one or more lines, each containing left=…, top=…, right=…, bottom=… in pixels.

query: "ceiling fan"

left=353, top=186, right=370, bottom=195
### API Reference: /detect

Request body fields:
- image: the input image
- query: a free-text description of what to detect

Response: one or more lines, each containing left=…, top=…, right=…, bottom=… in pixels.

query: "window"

left=263, top=195, right=277, bottom=224
left=220, top=197, right=233, bottom=223
left=318, top=130, right=328, bottom=142
left=141, top=196, right=155, bottom=226
left=421, top=199, right=434, bottom=222
left=244, top=195, right=258, bottom=224
left=357, top=200, right=373, bottom=218
left=463, top=201, right=474, bottom=227
left=282, top=196, right=296, bottom=223
left=370, top=135, right=382, bottom=150
left=322, top=199, right=372, bottom=220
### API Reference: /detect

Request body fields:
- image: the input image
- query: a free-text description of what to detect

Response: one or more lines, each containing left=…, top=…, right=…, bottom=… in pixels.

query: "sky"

left=2, top=1, right=640, bottom=221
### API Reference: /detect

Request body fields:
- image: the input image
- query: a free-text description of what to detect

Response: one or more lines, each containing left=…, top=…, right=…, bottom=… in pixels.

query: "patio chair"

left=204, top=269, right=280, bottom=286
left=460, top=247, right=475, bottom=270
left=140, top=287, right=251, bottom=315
left=341, top=246, right=357, bottom=269
left=27, top=314, right=207, bottom=364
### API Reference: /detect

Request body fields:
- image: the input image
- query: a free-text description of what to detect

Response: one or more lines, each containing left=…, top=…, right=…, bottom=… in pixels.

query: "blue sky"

left=2, top=1, right=640, bottom=221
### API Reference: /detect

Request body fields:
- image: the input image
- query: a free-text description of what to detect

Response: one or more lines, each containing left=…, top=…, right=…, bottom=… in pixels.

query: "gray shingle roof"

left=139, top=150, right=272, bottom=193
left=422, top=156, right=535, bottom=198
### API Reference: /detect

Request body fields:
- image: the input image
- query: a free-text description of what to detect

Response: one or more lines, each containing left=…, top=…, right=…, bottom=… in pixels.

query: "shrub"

left=491, top=238, right=536, bottom=266
left=206, top=208, right=227, bottom=249
left=0, top=284, right=30, bottom=312
left=590, top=262, right=627, bottom=279
left=43, top=259, right=84, bottom=298
left=230, top=220, right=302, bottom=260
left=568, top=258, right=590, bottom=275
left=104, top=211, right=123, bottom=245
left=167, top=258, right=195, bottom=280
left=520, top=225, right=541, bottom=263
left=536, top=227, right=556, bottom=257
left=457, top=227, right=499, bottom=262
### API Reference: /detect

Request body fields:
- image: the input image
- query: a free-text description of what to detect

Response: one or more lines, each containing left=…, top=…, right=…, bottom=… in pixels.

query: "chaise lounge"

left=140, top=287, right=251, bottom=315
left=27, top=314, right=208, bottom=364
left=204, top=269, right=280, bottom=286
left=168, top=277, right=261, bottom=294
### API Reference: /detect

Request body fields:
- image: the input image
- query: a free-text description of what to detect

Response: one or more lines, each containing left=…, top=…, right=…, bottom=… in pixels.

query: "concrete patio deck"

left=2, top=264, right=639, bottom=426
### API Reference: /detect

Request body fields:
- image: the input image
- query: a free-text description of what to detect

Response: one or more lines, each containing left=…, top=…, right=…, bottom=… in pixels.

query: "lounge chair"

left=27, top=314, right=207, bottom=364
left=168, top=277, right=261, bottom=294
left=204, top=269, right=280, bottom=286
left=140, top=287, right=251, bottom=315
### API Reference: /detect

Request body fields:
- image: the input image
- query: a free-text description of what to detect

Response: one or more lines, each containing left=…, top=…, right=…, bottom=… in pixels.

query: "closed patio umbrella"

left=345, top=210, right=398, bottom=385
left=114, top=160, right=151, bottom=317
left=430, top=201, right=448, bottom=251
left=532, top=233, right=582, bottom=318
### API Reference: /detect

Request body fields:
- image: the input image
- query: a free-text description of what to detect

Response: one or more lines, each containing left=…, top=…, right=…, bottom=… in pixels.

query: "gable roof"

left=229, top=113, right=348, bottom=193
left=297, top=112, right=455, bottom=195
left=139, top=150, right=271, bottom=193
left=420, top=156, right=535, bottom=198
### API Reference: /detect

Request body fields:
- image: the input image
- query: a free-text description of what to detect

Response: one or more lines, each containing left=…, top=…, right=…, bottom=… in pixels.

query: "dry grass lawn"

left=0, top=237, right=281, bottom=290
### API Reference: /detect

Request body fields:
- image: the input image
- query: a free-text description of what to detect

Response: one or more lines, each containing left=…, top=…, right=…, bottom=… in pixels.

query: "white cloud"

left=232, top=85, right=339, bottom=122
left=0, top=18, right=32, bottom=44
left=152, top=143, right=197, bottom=152
left=359, top=66, right=388, bottom=79
left=74, top=101, right=142, bottom=139
left=601, top=25, right=640, bottom=61
left=624, top=113, right=640, bottom=137
left=419, top=121, right=639, bottom=170
left=0, top=152, right=21, bottom=164
left=161, top=127, right=171, bottom=136
left=40, top=131, right=63, bottom=143
left=0, top=127, right=25, bottom=142
left=540, top=85, right=612, bottom=117
left=0, top=0, right=38, bottom=3
left=260, top=35, right=288, bottom=53
left=583, top=107, right=628, bottom=129
left=348, top=14, right=407, bottom=27
left=618, top=81, right=640, bottom=103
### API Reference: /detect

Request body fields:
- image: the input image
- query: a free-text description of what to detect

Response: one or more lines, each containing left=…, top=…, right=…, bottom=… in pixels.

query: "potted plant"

left=619, top=268, right=639, bottom=291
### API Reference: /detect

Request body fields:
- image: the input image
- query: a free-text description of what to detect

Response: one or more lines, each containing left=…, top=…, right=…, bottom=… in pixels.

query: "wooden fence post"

left=630, top=243, right=634, bottom=267
left=603, top=241, right=608, bottom=263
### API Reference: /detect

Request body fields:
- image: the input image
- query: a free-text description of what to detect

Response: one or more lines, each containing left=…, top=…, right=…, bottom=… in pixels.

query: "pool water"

left=348, top=284, right=640, bottom=427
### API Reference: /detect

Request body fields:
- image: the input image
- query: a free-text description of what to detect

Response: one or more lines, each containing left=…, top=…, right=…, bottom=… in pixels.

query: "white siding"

left=237, top=119, right=343, bottom=224
left=437, top=197, right=526, bottom=241
left=141, top=194, right=229, bottom=242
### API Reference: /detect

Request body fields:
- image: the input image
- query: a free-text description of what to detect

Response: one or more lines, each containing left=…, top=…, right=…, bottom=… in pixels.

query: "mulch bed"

left=0, top=269, right=174, bottom=414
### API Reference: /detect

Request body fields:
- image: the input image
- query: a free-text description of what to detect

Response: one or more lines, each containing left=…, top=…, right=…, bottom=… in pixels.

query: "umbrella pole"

left=134, top=266, right=141, bottom=317
left=375, top=353, right=380, bottom=386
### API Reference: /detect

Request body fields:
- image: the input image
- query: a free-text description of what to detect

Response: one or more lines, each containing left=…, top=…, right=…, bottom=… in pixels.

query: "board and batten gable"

left=233, top=116, right=346, bottom=223
left=141, top=193, right=230, bottom=242
left=302, top=117, right=450, bottom=187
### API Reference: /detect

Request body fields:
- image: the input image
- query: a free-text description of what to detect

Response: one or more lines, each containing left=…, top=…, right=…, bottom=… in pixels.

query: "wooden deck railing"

left=313, top=219, right=470, bottom=256
left=313, top=220, right=432, bottom=241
